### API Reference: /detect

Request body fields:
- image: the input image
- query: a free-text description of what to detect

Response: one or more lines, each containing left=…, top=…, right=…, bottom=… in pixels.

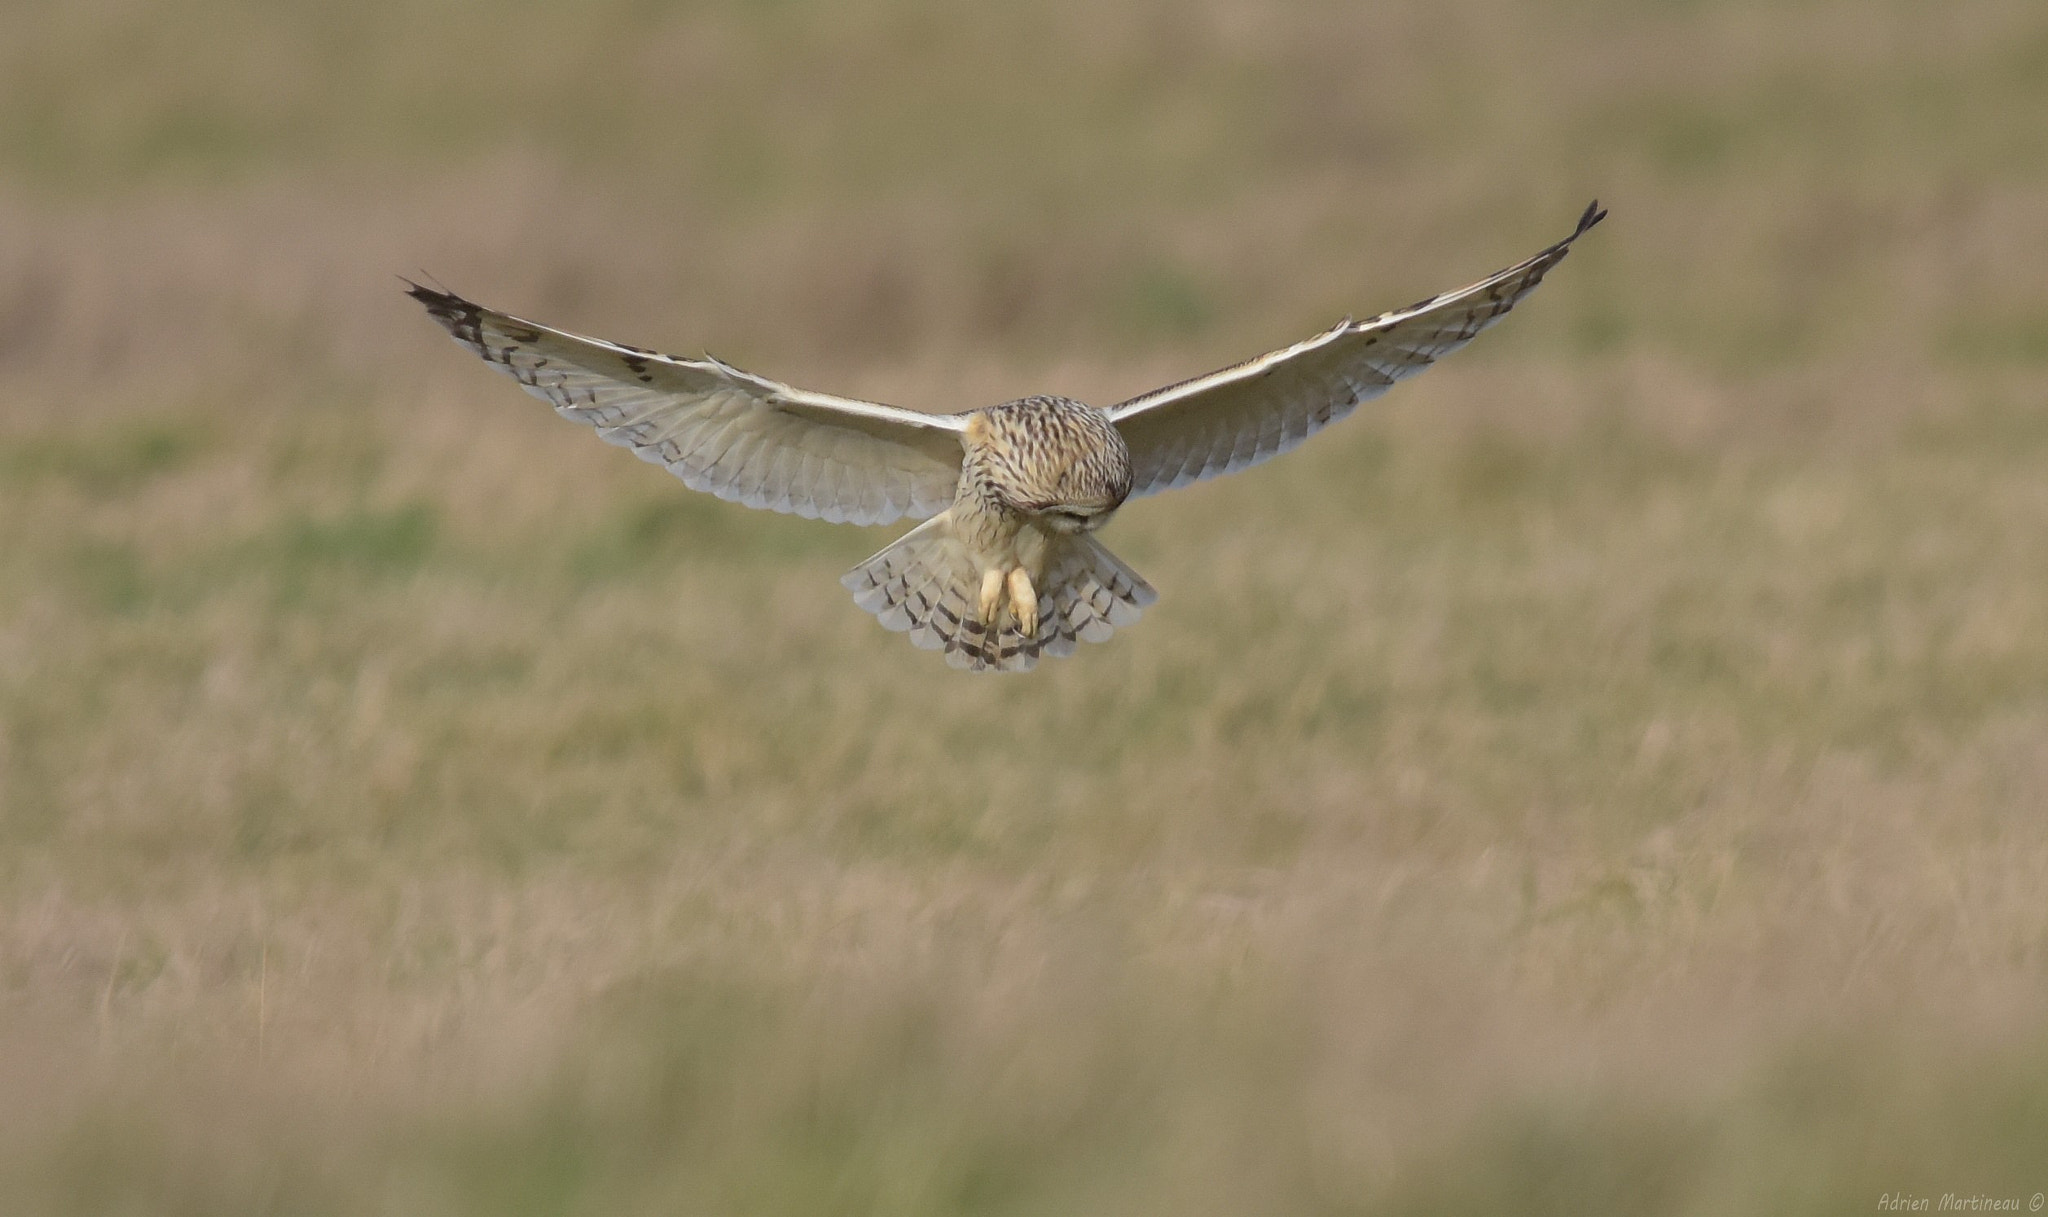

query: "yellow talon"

left=979, top=568, right=1006, bottom=627
left=1007, top=566, right=1038, bottom=637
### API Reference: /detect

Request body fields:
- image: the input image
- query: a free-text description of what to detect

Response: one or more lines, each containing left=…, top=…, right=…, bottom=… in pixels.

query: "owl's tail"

left=842, top=513, right=1157, bottom=673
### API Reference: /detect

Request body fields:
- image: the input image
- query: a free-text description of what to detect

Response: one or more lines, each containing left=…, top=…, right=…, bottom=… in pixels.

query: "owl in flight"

left=410, top=201, right=1604, bottom=672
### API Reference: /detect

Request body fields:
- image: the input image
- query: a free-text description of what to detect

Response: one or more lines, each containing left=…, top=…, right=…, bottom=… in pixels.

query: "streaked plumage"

left=409, top=201, right=1604, bottom=671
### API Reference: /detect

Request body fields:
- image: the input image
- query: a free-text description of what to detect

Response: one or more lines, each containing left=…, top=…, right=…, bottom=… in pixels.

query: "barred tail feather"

left=1035, top=534, right=1157, bottom=660
left=841, top=513, right=1009, bottom=671
left=842, top=518, right=1157, bottom=673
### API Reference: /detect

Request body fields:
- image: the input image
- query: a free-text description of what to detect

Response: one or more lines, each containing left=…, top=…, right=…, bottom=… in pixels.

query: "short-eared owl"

left=409, top=202, right=1605, bottom=672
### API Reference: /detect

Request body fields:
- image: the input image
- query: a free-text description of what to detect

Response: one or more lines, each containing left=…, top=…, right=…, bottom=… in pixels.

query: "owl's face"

left=1036, top=502, right=1114, bottom=534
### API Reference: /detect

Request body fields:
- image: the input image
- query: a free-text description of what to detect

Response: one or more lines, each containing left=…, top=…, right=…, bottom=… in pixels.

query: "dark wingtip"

left=400, top=275, right=485, bottom=343
left=401, top=275, right=458, bottom=307
left=1575, top=199, right=1608, bottom=235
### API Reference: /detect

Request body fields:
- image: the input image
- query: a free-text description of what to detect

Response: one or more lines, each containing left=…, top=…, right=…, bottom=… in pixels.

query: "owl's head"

left=968, top=396, right=1134, bottom=525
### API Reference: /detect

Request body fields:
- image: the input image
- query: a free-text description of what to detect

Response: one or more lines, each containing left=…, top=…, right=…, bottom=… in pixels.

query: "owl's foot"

left=1007, top=567, right=1038, bottom=637
left=978, top=568, right=1006, bottom=629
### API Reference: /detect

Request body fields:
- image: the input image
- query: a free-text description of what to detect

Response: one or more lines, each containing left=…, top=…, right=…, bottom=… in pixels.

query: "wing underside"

left=1110, top=201, right=1606, bottom=498
left=409, top=285, right=968, bottom=526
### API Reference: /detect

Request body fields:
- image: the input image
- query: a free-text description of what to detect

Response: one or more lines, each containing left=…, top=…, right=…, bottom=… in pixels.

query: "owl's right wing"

left=408, top=284, right=968, bottom=526
left=1108, top=201, right=1604, bottom=499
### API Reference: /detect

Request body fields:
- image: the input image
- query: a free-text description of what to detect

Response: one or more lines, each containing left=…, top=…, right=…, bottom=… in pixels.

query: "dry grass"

left=4, top=0, right=2048, bottom=1212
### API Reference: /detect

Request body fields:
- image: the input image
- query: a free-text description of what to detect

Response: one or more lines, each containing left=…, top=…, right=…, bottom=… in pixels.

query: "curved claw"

left=1006, top=566, right=1038, bottom=637
left=978, top=568, right=1006, bottom=627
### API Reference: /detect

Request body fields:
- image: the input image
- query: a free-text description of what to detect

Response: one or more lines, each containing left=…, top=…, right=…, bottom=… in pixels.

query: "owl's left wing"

left=1109, top=201, right=1605, bottom=499
left=408, top=284, right=968, bottom=526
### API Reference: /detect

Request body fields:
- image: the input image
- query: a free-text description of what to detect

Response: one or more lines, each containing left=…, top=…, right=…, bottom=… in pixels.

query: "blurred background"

left=3, top=0, right=2047, bottom=1211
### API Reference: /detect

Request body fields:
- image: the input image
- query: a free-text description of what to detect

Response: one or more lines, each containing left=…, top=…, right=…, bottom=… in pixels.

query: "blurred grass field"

left=4, top=0, right=2048, bottom=1211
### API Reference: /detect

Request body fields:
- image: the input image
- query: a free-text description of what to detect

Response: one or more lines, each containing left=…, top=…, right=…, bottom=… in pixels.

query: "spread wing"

left=407, top=285, right=968, bottom=526
left=1109, top=201, right=1606, bottom=499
